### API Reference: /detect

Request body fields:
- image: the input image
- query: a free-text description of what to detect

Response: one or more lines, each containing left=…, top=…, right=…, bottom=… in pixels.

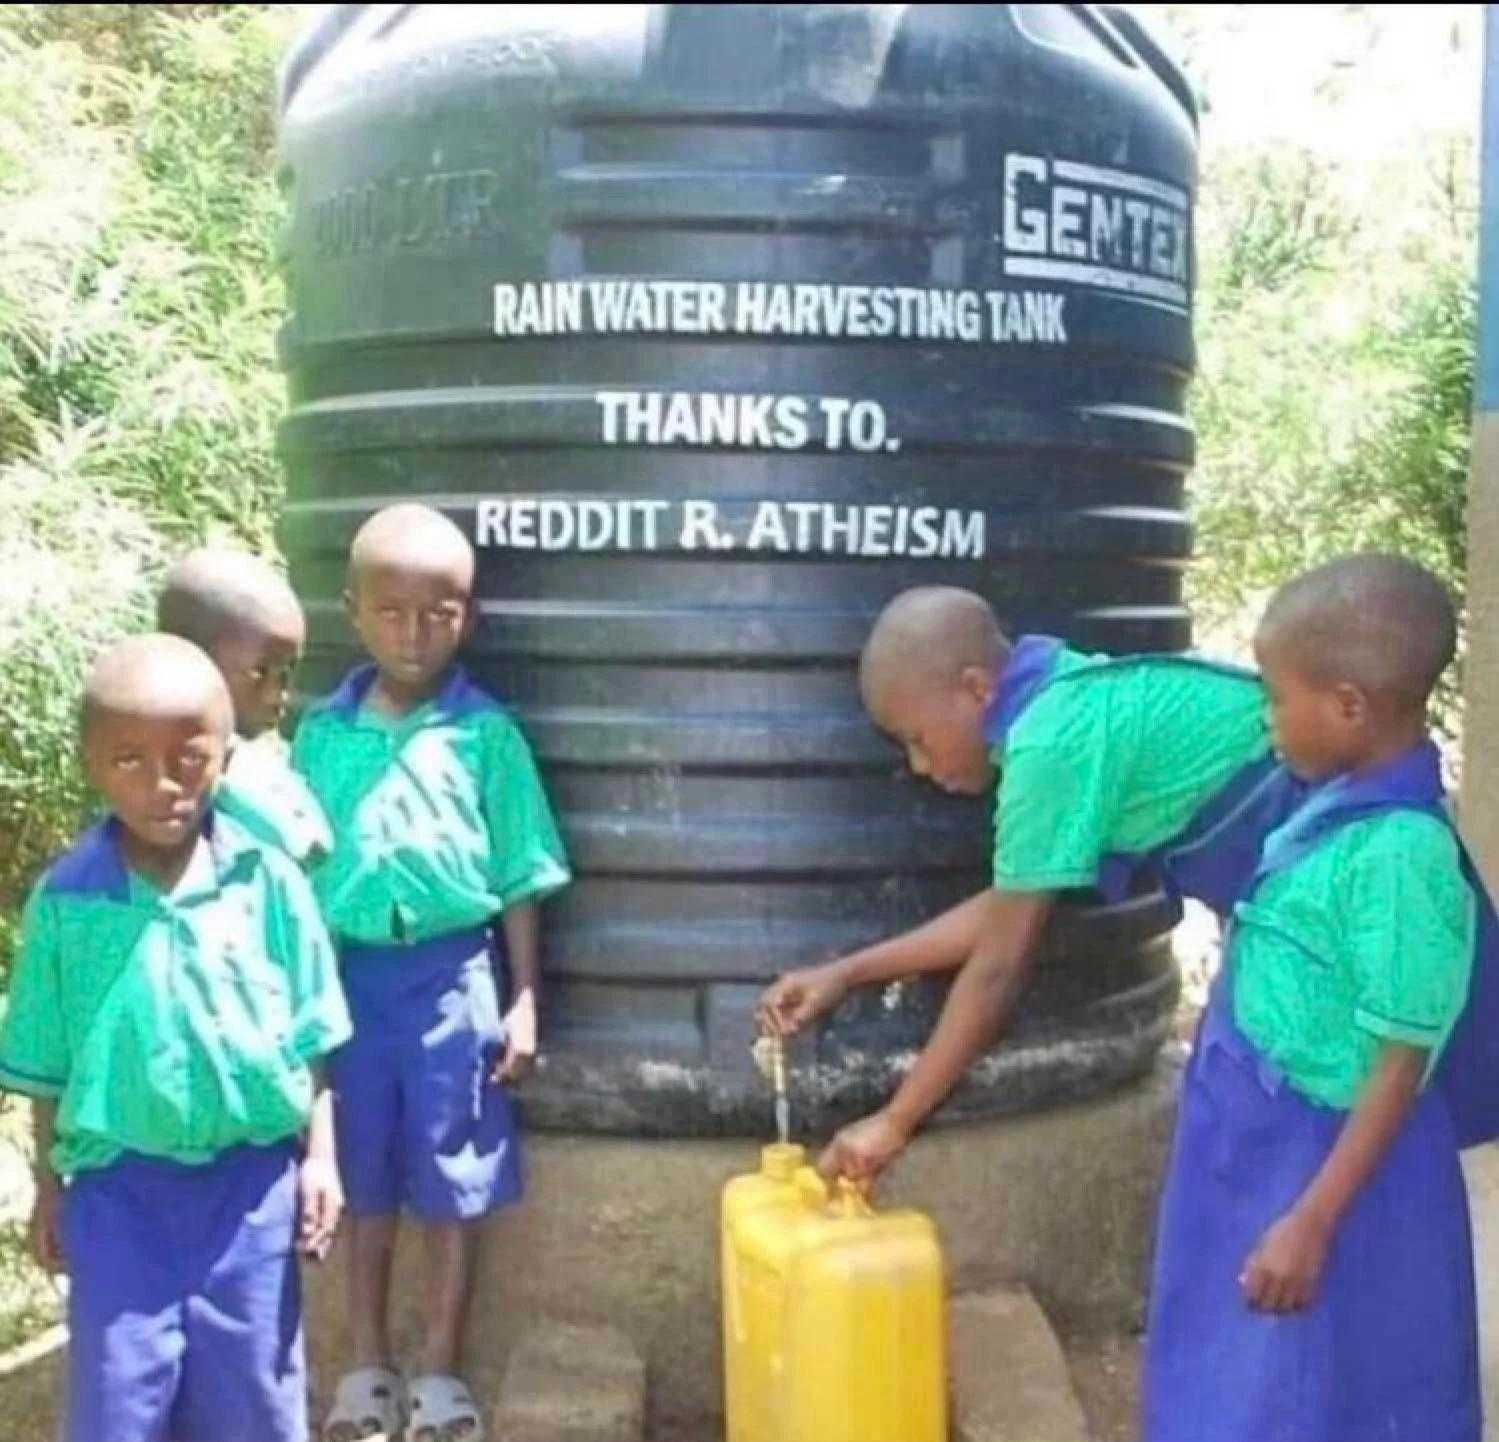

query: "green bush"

left=1187, top=136, right=1476, bottom=739
left=0, top=5, right=296, bottom=957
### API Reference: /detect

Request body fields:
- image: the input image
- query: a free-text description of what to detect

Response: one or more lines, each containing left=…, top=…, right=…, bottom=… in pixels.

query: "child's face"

left=210, top=609, right=305, bottom=740
left=83, top=704, right=226, bottom=857
left=346, top=560, right=473, bottom=699
left=1254, top=635, right=1367, bottom=781
left=869, top=670, right=995, bottom=796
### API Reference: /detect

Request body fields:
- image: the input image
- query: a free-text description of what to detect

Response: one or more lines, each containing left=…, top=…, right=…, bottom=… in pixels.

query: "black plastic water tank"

left=276, top=5, right=1198, bottom=1135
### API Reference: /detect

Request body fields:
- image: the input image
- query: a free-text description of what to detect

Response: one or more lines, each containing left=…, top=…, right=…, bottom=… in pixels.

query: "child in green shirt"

left=294, top=504, right=570, bottom=1442
left=158, top=547, right=331, bottom=869
left=758, top=585, right=1288, bottom=1183
left=1143, top=555, right=1487, bottom=1442
left=0, top=634, right=351, bottom=1442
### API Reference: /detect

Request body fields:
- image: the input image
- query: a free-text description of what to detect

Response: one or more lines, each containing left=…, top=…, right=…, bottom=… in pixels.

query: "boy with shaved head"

left=293, top=503, right=570, bottom=1442
left=158, top=548, right=331, bottom=867
left=1143, top=555, right=1497, bottom=1442
left=0, top=635, right=351, bottom=1442
left=759, top=583, right=1303, bottom=1181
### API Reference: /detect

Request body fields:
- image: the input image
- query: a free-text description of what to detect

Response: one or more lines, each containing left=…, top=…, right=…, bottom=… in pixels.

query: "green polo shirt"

left=291, top=666, right=570, bottom=946
left=0, top=813, right=352, bottom=1176
left=216, top=733, right=332, bottom=870
left=1231, top=809, right=1475, bottom=1108
left=993, top=650, right=1271, bottom=891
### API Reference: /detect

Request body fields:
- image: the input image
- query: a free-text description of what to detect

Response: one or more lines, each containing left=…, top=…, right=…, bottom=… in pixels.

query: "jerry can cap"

left=760, top=1143, right=805, bottom=1180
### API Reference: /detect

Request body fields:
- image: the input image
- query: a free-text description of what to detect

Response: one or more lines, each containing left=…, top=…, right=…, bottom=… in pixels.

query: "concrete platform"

left=304, top=1059, right=1182, bottom=1431
left=7, top=1080, right=1499, bottom=1438
left=495, top=1320, right=645, bottom=1442
left=951, top=1287, right=1089, bottom=1442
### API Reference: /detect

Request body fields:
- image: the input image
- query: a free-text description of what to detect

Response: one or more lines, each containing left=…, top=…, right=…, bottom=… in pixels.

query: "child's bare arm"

left=28, top=1098, right=63, bottom=1274
left=297, top=1069, right=342, bottom=1261
left=1241, top=1041, right=1425, bottom=1313
left=817, top=889, right=1055, bottom=1183
left=496, top=902, right=540, bottom=1083
left=756, top=889, right=1006, bottom=1036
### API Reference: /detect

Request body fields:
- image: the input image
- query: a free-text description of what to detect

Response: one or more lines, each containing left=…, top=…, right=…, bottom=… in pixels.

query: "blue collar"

left=982, top=635, right=1066, bottom=747
left=1254, top=739, right=1445, bottom=885
left=46, top=809, right=261, bottom=903
left=322, top=663, right=492, bottom=724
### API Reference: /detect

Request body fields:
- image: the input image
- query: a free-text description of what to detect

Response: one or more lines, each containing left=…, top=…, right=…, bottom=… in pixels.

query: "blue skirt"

left=1143, top=984, right=1480, bottom=1442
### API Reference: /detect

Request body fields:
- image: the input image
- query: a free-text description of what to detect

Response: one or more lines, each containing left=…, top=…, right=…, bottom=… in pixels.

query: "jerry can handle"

left=794, top=1167, right=874, bottom=1217
left=794, top=1167, right=827, bottom=1207
left=835, top=1176, right=875, bottom=1219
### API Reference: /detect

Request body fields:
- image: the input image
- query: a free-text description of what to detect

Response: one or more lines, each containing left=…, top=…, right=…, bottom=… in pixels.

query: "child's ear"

left=1333, top=681, right=1369, bottom=725
left=958, top=663, right=994, bottom=707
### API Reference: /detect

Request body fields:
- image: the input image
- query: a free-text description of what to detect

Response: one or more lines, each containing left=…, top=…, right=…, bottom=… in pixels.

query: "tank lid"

left=1097, top=4, right=1201, bottom=130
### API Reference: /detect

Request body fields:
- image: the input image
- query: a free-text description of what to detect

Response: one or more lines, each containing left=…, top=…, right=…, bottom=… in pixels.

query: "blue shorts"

left=60, top=1142, right=306, bottom=1442
left=329, top=928, right=523, bottom=1222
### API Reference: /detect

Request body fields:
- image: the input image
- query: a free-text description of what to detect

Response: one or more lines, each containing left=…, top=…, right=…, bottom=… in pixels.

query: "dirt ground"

left=1062, top=1329, right=1145, bottom=1442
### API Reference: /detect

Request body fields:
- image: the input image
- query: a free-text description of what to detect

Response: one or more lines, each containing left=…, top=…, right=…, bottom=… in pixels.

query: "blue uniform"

left=0, top=813, right=349, bottom=1442
left=1144, top=741, right=1496, bottom=1442
left=293, top=666, right=569, bottom=1222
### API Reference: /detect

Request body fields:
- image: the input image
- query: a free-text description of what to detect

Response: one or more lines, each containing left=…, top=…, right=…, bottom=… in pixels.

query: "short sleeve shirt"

left=1231, top=809, right=1475, bottom=1108
left=993, top=651, right=1270, bottom=891
left=216, top=733, right=333, bottom=870
left=0, top=813, right=352, bottom=1176
left=291, top=666, right=571, bottom=946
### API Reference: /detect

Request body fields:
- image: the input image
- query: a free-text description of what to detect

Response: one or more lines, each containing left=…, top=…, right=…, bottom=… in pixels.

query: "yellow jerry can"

left=722, top=1143, right=947, bottom=1442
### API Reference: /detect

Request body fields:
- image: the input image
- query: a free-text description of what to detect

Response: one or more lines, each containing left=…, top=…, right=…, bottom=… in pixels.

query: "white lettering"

left=475, top=499, right=507, bottom=547
left=590, top=280, right=630, bottom=331
left=941, top=509, right=986, bottom=559
left=821, top=396, right=852, bottom=450
left=508, top=499, right=537, bottom=548
left=738, top=394, right=775, bottom=449
left=847, top=400, right=887, bottom=452
left=773, top=396, right=810, bottom=450
left=1124, top=199, right=1152, bottom=269
left=595, top=391, right=630, bottom=444
left=786, top=502, right=819, bottom=551
left=680, top=500, right=723, bottom=550
left=823, top=504, right=859, bottom=555
left=956, top=289, right=982, bottom=342
left=1043, top=293, right=1068, bottom=342
left=909, top=507, right=941, bottom=558
left=1150, top=205, right=1179, bottom=278
left=539, top=500, right=575, bottom=550
left=746, top=501, right=790, bottom=552
left=1004, top=153, right=1050, bottom=255
left=661, top=391, right=700, bottom=446
left=1051, top=185, right=1088, bottom=259
left=1091, top=194, right=1124, bottom=265
left=578, top=500, right=613, bottom=551
left=637, top=500, right=671, bottom=549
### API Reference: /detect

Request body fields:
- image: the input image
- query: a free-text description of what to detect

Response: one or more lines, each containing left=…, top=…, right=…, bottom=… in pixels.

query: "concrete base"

left=13, top=1067, right=1499, bottom=1437
left=305, top=1059, right=1182, bottom=1430
left=495, top=1320, right=646, bottom=1442
left=951, top=1288, right=1089, bottom=1442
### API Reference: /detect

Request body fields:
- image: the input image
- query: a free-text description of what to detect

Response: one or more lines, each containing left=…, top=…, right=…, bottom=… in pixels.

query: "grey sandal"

left=323, top=1365, right=405, bottom=1442
left=407, top=1373, right=484, bottom=1442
